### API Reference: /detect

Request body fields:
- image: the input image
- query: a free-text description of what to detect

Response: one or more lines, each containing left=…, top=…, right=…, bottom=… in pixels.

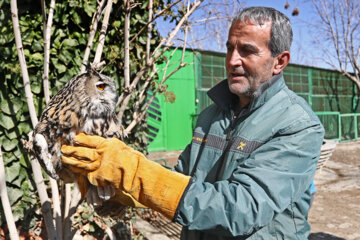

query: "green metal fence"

left=315, top=112, right=360, bottom=141
left=194, top=51, right=227, bottom=114
left=284, top=64, right=360, bottom=113
left=315, top=112, right=341, bottom=140
left=340, top=113, right=360, bottom=141
left=194, top=51, right=360, bottom=142
left=148, top=49, right=360, bottom=151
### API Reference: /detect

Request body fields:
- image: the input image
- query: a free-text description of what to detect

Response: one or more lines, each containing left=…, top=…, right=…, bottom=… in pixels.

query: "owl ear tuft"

left=82, top=63, right=90, bottom=71
left=87, top=65, right=102, bottom=80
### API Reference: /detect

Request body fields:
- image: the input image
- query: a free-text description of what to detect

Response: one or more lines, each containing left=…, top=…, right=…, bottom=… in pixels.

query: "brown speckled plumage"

left=32, top=69, right=126, bottom=215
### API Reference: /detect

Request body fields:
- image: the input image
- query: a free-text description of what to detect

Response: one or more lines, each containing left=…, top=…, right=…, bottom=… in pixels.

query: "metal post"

left=308, top=68, right=313, bottom=107
left=354, top=114, right=358, bottom=139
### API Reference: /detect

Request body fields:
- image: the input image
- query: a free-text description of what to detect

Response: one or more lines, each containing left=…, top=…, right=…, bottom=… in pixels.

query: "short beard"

left=228, top=74, right=258, bottom=97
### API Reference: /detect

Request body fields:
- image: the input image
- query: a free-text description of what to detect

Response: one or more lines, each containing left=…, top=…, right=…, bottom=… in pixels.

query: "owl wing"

left=32, top=122, right=59, bottom=180
left=33, top=99, right=79, bottom=181
left=104, top=115, right=127, bottom=139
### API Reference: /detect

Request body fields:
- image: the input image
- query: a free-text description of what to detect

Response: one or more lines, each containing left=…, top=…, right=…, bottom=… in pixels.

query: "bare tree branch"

left=128, top=0, right=182, bottom=46
left=117, top=0, right=205, bottom=123
left=42, top=0, right=55, bottom=103
left=81, top=0, right=107, bottom=73
left=309, top=0, right=360, bottom=97
left=30, top=153, right=57, bottom=239
left=11, top=0, right=38, bottom=128
left=40, top=0, right=47, bottom=39
left=50, top=178, right=62, bottom=240
left=126, top=26, right=189, bottom=134
left=63, top=183, right=71, bottom=234
left=124, top=0, right=131, bottom=89
left=10, top=1, right=57, bottom=238
left=121, top=0, right=154, bottom=132
left=63, top=184, right=81, bottom=240
left=146, top=0, right=153, bottom=65
left=41, top=1, right=63, bottom=238
left=0, top=149, right=19, bottom=240
left=93, top=0, right=113, bottom=68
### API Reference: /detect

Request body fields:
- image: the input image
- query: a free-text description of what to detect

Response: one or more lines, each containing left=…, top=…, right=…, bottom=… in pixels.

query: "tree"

left=309, top=0, right=360, bottom=104
left=166, top=0, right=244, bottom=52
left=1, top=0, right=206, bottom=238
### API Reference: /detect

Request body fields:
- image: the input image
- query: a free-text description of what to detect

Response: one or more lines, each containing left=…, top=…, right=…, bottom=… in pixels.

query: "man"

left=62, top=7, right=324, bottom=239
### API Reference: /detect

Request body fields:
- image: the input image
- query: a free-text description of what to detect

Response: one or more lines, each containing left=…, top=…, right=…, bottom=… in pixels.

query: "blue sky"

left=157, top=0, right=329, bottom=69
left=246, top=0, right=321, bottom=68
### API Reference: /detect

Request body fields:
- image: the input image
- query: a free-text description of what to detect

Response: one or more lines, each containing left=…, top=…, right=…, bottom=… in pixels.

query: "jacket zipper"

left=215, top=110, right=236, bottom=181
left=226, top=110, right=236, bottom=141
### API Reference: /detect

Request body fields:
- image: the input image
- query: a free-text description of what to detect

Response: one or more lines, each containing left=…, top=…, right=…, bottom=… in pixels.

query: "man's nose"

left=227, top=49, right=242, bottom=67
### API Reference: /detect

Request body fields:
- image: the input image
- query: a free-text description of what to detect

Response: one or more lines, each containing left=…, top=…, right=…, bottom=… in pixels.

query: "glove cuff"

left=133, top=158, right=191, bottom=219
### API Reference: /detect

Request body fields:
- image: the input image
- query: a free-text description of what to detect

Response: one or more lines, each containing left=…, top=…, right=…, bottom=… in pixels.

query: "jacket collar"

left=207, top=72, right=285, bottom=113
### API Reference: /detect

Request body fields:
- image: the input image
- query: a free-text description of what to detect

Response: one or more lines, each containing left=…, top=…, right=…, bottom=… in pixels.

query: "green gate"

left=147, top=49, right=196, bottom=152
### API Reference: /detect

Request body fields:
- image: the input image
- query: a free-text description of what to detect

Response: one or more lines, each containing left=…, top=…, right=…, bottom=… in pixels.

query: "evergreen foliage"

left=0, top=0, right=170, bottom=233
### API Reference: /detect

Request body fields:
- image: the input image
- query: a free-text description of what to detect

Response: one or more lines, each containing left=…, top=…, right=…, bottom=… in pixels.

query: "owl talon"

left=48, top=172, right=60, bottom=180
left=86, top=185, right=103, bottom=206
left=97, top=185, right=115, bottom=201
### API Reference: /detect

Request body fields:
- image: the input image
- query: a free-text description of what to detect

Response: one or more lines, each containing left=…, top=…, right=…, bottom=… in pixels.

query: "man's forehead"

left=228, top=20, right=272, bottom=41
left=230, top=19, right=272, bottom=30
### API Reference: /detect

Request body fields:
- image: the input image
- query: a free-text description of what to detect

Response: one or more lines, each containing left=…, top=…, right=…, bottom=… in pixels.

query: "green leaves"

left=31, top=83, right=42, bottom=94
left=2, top=138, right=18, bottom=151
left=163, top=90, right=176, bottom=103
left=5, top=161, right=20, bottom=183
left=63, top=38, right=79, bottom=48
left=31, top=52, right=43, bottom=61
left=0, top=97, right=23, bottom=115
left=0, top=0, right=170, bottom=234
left=0, top=113, right=16, bottom=130
left=7, top=187, right=23, bottom=206
left=83, top=2, right=96, bottom=17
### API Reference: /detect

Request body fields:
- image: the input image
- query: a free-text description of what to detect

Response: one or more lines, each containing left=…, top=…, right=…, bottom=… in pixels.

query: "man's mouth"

left=230, top=72, right=245, bottom=80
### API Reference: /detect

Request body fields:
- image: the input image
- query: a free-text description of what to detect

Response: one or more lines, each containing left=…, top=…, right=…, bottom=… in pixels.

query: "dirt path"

left=308, top=142, right=360, bottom=240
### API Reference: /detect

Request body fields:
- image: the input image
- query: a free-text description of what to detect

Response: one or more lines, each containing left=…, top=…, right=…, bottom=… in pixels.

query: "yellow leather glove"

left=61, top=133, right=191, bottom=219
left=76, top=174, right=146, bottom=208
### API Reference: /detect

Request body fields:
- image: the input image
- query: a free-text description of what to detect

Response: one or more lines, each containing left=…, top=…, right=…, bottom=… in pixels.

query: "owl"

left=32, top=69, right=125, bottom=212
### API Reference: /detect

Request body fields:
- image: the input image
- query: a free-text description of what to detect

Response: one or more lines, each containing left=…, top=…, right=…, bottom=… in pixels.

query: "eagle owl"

left=32, top=69, right=125, bottom=211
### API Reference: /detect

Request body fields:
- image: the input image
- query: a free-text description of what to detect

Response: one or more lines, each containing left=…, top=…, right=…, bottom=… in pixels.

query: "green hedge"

left=0, top=0, right=169, bottom=230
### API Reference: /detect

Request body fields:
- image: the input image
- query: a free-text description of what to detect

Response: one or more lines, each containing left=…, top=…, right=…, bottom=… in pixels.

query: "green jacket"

left=173, top=73, right=324, bottom=239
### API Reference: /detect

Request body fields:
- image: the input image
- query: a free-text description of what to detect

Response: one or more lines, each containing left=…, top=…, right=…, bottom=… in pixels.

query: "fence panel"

left=316, top=112, right=341, bottom=141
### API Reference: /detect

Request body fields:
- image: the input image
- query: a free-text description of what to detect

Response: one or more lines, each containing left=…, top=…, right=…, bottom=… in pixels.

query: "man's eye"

left=97, top=84, right=105, bottom=91
left=226, top=42, right=233, bottom=51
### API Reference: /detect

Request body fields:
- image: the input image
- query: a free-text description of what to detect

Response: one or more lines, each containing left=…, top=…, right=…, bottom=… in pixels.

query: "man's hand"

left=61, top=133, right=139, bottom=190
left=61, top=133, right=191, bottom=219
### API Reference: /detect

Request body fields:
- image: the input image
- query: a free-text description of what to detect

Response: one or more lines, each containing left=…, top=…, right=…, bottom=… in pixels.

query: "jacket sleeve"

left=174, top=121, right=324, bottom=237
left=173, top=143, right=192, bottom=175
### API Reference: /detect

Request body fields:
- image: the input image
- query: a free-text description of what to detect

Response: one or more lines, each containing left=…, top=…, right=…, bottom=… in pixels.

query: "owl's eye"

left=96, top=83, right=106, bottom=91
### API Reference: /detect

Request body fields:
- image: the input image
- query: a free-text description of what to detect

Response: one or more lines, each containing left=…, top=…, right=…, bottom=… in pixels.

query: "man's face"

left=226, top=20, right=275, bottom=98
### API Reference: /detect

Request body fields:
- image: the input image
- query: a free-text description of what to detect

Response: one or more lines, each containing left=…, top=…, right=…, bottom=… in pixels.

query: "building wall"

left=148, top=49, right=196, bottom=152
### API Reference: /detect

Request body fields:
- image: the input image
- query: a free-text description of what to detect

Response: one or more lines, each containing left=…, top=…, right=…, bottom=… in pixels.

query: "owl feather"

left=32, top=69, right=126, bottom=215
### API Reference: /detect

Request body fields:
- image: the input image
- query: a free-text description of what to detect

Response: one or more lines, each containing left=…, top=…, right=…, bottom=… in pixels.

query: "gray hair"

left=233, top=7, right=293, bottom=57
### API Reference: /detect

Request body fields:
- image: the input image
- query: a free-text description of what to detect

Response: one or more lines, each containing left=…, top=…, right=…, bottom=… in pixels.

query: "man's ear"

left=273, top=51, right=290, bottom=75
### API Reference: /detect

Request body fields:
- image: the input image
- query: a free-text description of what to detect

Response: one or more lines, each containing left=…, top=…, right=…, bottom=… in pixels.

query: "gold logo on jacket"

left=193, top=136, right=207, bottom=143
left=237, top=142, right=246, bottom=151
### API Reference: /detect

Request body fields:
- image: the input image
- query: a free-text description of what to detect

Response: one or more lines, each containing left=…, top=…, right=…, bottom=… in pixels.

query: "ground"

left=146, top=141, right=360, bottom=240
left=308, top=141, right=360, bottom=240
